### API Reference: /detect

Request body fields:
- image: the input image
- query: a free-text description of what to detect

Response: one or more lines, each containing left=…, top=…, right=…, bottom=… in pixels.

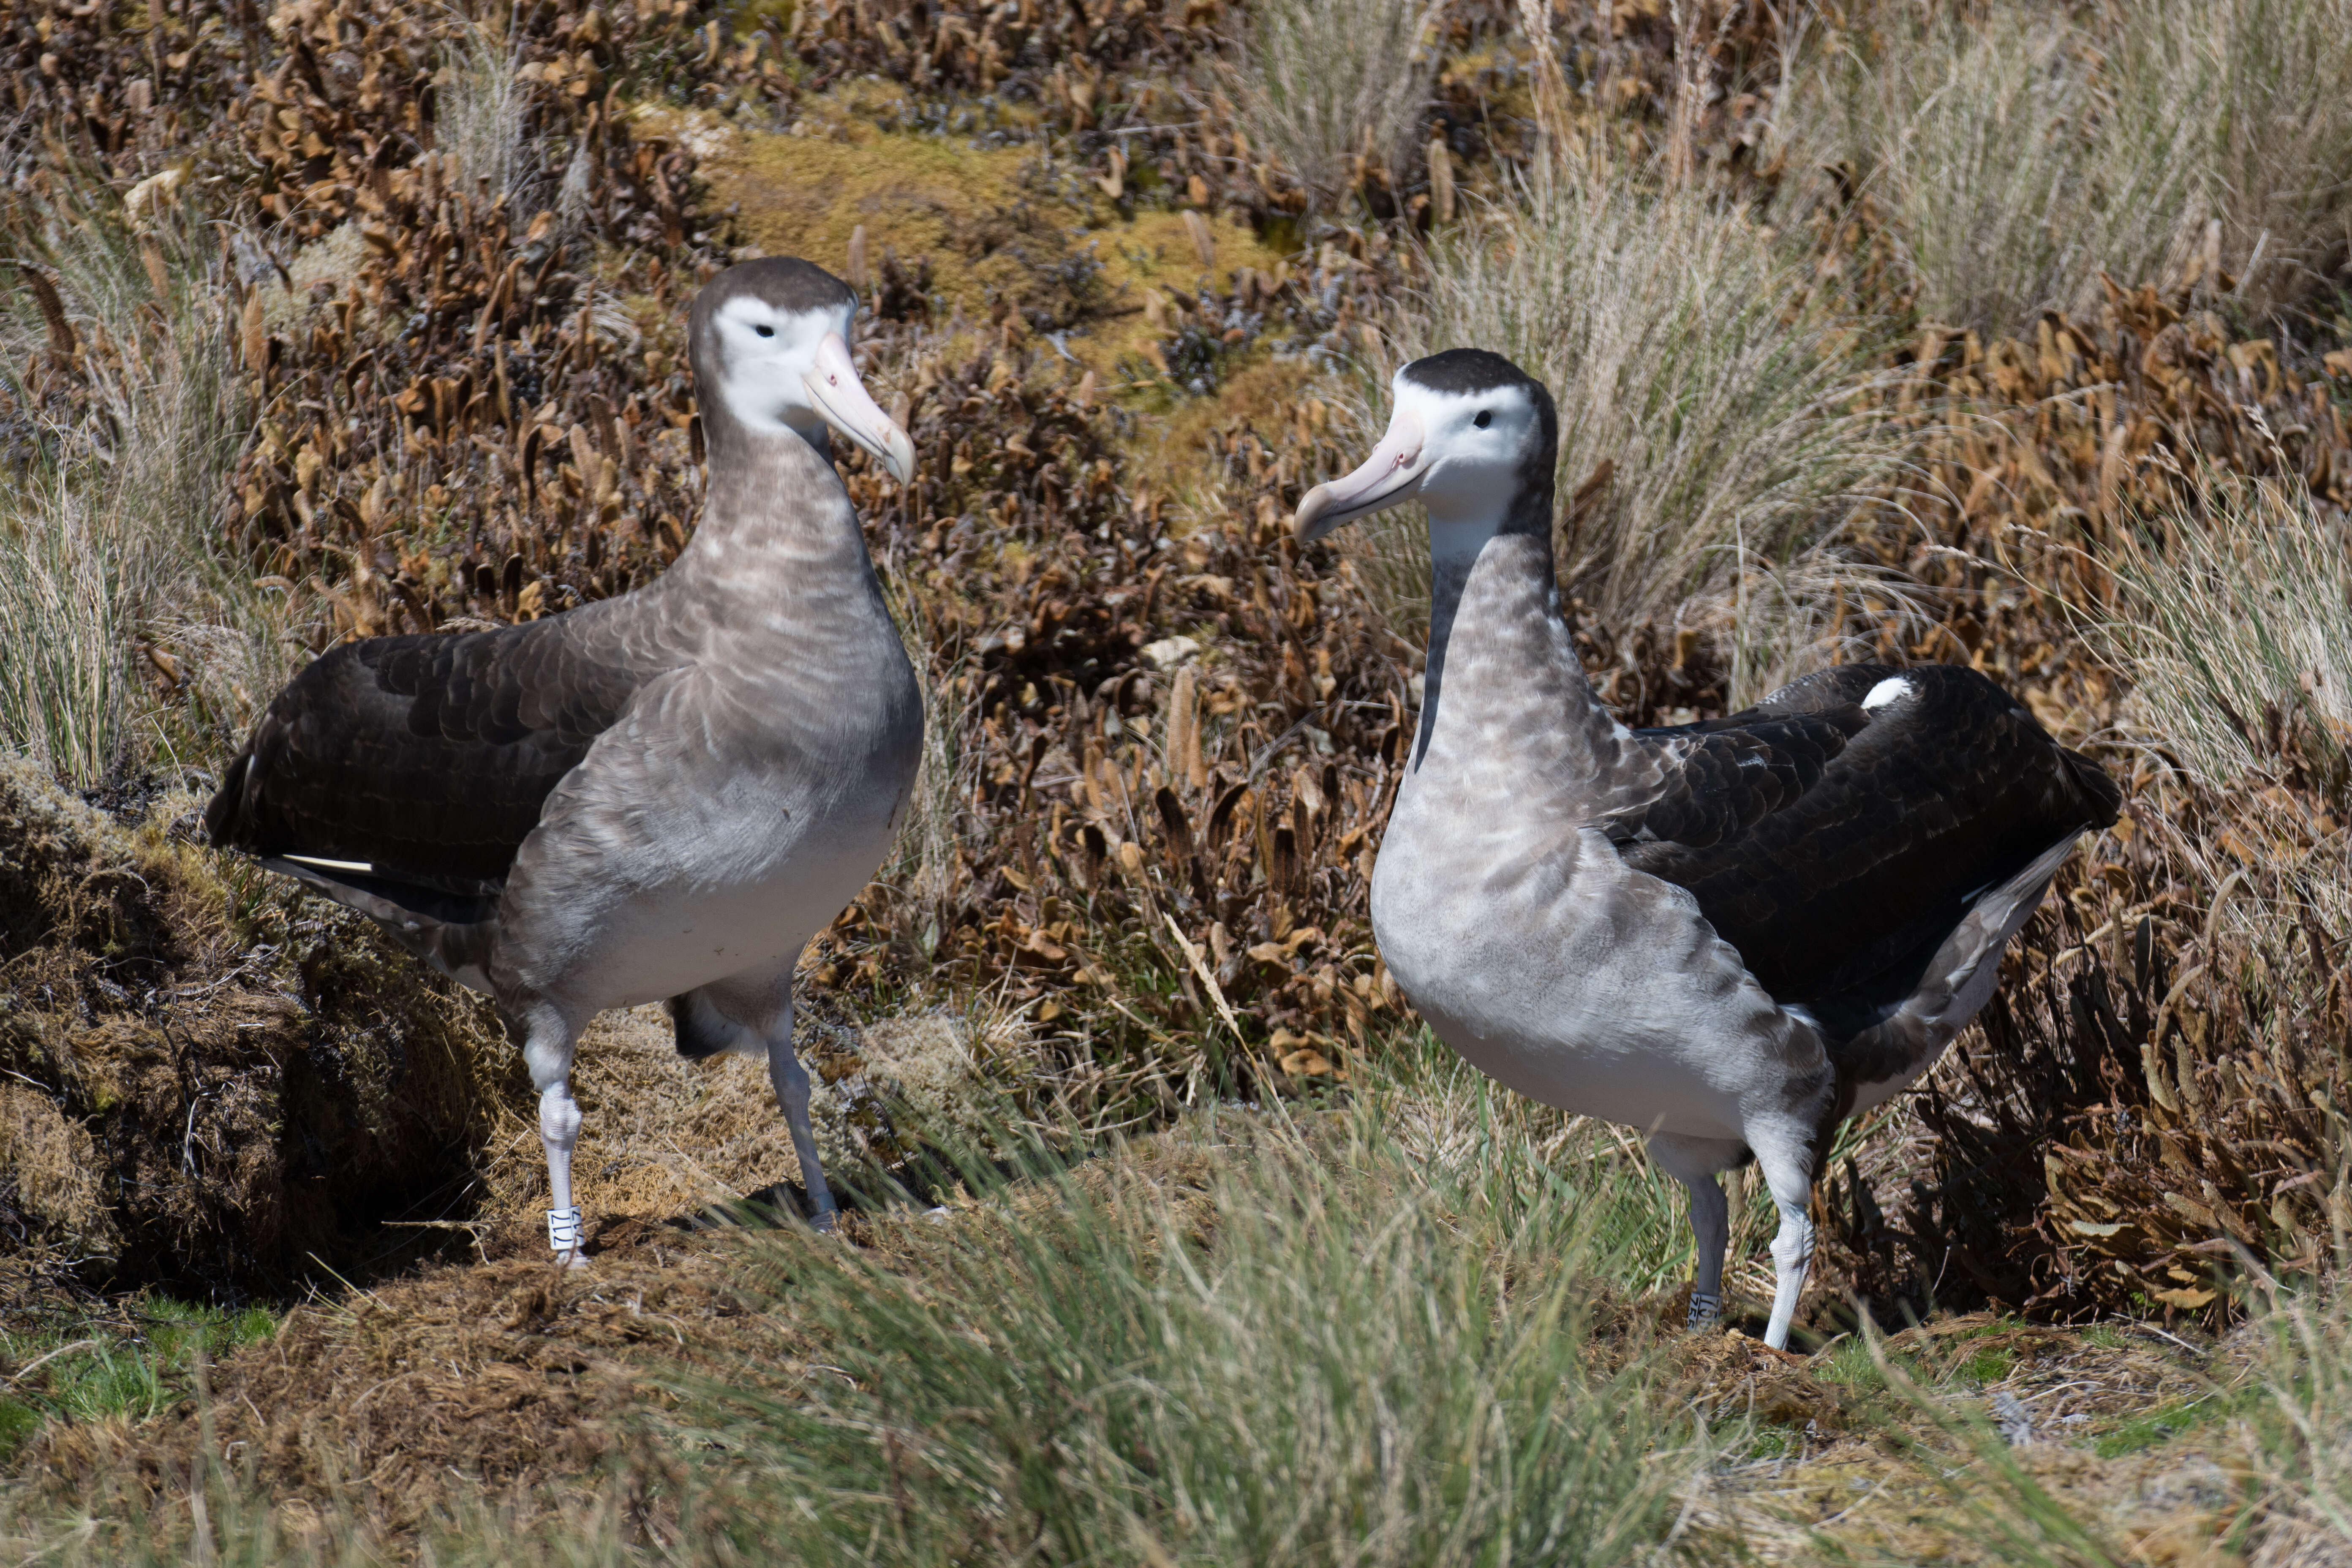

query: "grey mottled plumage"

left=207, top=258, right=922, bottom=1254
left=1295, top=348, right=2118, bottom=1348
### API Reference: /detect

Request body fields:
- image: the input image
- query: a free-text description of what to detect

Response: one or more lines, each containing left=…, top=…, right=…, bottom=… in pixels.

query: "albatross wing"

left=204, top=618, right=664, bottom=912
left=1614, top=663, right=2120, bottom=1039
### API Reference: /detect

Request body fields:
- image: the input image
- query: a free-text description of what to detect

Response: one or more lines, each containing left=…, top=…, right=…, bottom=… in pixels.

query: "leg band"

left=547, top=1206, right=585, bottom=1254
left=1686, top=1290, right=1723, bottom=1331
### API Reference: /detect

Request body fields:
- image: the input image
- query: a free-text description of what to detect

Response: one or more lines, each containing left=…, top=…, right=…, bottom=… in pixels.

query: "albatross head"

left=1292, top=348, right=1553, bottom=544
left=690, top=257, right=916, bottom=484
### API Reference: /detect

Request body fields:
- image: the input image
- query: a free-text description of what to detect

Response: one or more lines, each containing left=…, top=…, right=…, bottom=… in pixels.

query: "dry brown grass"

left=2099, top=463, right=2352, bottom=808
left=1217, top=0, right=1450, bottom=212
left=1, top=0, right=2351, bottom=1555
left=1777, top=0, right=2352, bottom=335
left=0, top=191, right=279, bottom=783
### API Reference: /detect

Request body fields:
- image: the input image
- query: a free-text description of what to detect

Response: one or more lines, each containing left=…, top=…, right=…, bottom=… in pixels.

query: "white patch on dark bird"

left=1862, top=676, right=1913, bottom=710
left=284, top=854, right=374, bottom=873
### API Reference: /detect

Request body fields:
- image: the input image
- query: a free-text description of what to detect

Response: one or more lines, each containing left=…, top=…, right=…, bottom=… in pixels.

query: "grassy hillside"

left=2, top=0, right=2349, bottom=1559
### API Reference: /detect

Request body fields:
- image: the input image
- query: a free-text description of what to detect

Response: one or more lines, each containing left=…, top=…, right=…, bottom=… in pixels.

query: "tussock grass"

left=1220, top=0, right=1449, bottom=212
left=1780, top=0, right=2352, bottom=335
left=681, top=1043, right=1721, bottom=1566
left=2142, top=0, right=2352, bottom=307
left=2242, top=1282, right=2352, bottom=1562
left=2095, top=463, right=2352, bottom=806
left=1353, top=166, right=1904, bottom=701
left=868, top=581, right=987, bottom=976
left=1371, top=1029, right=1882, bottom=1316
left=435, top=17, right=543, bottom=207
left=0, top=478, right=142, bottom=789
left=0, top=192, right=290, bottom=782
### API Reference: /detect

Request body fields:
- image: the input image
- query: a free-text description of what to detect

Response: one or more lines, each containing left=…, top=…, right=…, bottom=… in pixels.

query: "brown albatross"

left=1293, top=348, right=2119, bottom=1348
left=206, top=258, right=923, bottom=1260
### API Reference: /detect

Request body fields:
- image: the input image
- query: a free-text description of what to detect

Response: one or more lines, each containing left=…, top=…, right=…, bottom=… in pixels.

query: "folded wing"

left=1605, top=664, right=2120, bottom=1040
left=204, top=622, right=663, bottom=914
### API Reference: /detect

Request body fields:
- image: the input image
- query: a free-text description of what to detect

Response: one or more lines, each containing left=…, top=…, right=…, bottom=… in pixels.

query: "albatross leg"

left=1650, top=1133, right=1742, bottom=1333
left=519, top=1004, right=589, bottom=1267
left=1750, top=1129, right=1819, bottom=1352
left=761, top=996, right=838, bottom=1234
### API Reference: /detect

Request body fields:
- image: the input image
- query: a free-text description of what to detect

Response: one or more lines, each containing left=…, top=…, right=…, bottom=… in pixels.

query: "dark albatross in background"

left=207, top=258, right=923, bottom=1260
left=1292, top=348, right=2119, bottom=1349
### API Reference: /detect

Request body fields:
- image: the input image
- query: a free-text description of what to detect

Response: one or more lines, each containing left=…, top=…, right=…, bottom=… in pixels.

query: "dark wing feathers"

left=205, top=623, right=649, bottom=892
left=1611, top=709, right=1864, bottom=847
left=1612, top=663, right=2119, bottom=1031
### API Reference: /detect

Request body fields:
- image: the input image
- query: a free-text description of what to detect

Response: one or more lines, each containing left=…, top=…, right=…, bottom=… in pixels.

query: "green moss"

left=2093, top=1395, right=2227, bottom=1458
left=0, top=1397, right=42, bottom=1462
left=1958, top=1344, right=2018, bottom=1384
left=0, top=1298, right=280, bottom=1438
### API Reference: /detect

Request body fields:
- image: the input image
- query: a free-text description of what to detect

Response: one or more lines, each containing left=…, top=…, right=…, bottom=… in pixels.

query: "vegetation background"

left=0, top=0, right=2349, bottom=1559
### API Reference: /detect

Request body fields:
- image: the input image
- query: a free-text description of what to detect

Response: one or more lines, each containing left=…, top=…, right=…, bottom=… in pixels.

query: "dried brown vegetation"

left=1, top=0, right=2346, bottom=1309
left=0, top=0, right=2350, bottom=1554
left=0, top=760, right=520, bottom=1295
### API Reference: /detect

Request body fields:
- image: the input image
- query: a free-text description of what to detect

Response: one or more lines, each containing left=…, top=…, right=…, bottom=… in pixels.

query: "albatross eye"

left=754, top=323, right=776, bottom=338
left=1473, top=409, right=1492, bottom=428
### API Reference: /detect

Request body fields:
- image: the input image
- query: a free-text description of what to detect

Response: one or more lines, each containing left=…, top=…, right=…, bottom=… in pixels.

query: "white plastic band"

left=547, top=1206, right=584, bottom=1254
left=1686, top=1290, right=1723, bottom=1330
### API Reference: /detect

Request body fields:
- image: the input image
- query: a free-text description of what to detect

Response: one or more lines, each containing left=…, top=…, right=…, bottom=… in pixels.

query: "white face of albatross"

left=1292, top=350, right=1547, bottom=563
left=699, top=261, right=916, bottom=484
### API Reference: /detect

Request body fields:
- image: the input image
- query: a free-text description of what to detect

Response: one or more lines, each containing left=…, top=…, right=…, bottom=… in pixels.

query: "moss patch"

left=659, top=103, right=1285, bottom=379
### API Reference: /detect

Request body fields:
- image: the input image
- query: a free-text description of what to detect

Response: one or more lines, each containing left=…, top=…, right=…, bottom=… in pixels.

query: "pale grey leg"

left=1750, top=1130, right=1820, bottom=1351
left=763, top=1001, right=837, bottom=1233
left=520, top=1004, right=588, bottom=1266
left=1652, top=1134, right=1740, bottom=1333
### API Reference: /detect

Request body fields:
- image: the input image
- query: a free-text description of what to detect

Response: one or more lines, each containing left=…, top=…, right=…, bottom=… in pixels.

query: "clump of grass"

left=678, top=1044, right=1720, bottom=1565
left=0, top=191, right=291, bottom=782
left=2094, top=462, right=2351, bottom=807
left=0, top=476, right=142, bottom=787
left=2136, top=0, right=2352, bottom=306
left=1220, top=0, right=1450, bottom=214
left=2241, top=1282, right=2352, bottom=1560
left=1354, top=164, right=1903, bottom=702
left=1780, top=0, right=2352, bottom=335
left=865, top=583, right=986, bottom=978
left=1365, top=1026, right=1702, bottom=1297
left=435, top=17, right=542, bottom=206
left=1781, top=5, right=2187, bottom=338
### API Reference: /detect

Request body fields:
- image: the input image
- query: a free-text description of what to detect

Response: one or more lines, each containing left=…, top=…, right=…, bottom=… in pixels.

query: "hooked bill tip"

left=1292, top=484, right=1339, bottom=544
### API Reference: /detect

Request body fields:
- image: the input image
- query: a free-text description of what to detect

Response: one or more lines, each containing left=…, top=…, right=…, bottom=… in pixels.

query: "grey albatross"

left=1293, top=348, right=2119, bottom=1348
left=206, top=258, right=923, bottom=1260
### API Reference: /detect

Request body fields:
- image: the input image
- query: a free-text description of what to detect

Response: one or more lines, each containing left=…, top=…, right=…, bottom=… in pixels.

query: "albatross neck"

left=1410, top=466, right=1625, bottom=792
left=666, top=404, right=878, bottom=600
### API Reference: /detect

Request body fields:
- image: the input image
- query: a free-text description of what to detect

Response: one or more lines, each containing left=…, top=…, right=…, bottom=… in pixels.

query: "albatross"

left=206, top=258, right=923, bottom=1260
left=1294, top=349, right=2119, bottom=1349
